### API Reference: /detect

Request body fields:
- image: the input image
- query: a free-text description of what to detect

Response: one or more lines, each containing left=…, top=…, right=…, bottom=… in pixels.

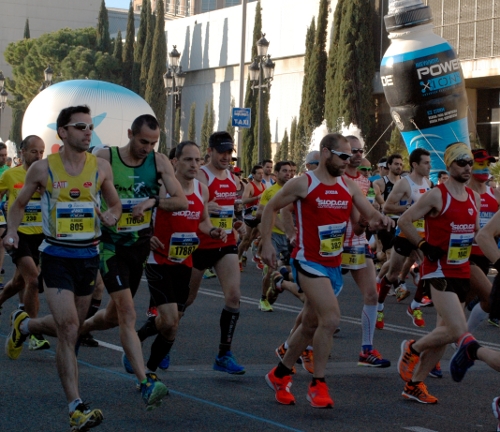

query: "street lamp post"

left=39, top=65, right=54, bottom=92
left=163, top=46, right=187, bottom=152
left=0, top=71, right=9, bottom=136
left=249, top=33, right=275, bottom=163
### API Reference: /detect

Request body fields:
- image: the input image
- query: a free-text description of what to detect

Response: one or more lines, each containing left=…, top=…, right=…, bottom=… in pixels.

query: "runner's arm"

left=383, top=180, right=410, bottom=214
left=97, top=158, right=122, bottom=227
left=156, top=153, right=189, bottom=212
left=199, top=183, right=226, bottom=241
left=476, top=211, right=500, bottom=264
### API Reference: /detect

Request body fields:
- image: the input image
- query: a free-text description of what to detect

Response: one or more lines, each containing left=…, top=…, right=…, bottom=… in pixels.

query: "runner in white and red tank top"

left=259, top=133, right=393, bottom=409
left=138, top=141, right=226, bottom=373
left=397, top=142, right=486, bottom=404
left=341, top=135, right=391, bottom=368
left=188, top=131, right=247, bottom=375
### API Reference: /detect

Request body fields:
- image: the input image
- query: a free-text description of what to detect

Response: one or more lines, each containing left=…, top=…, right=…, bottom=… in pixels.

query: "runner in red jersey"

left=188, top=131, right=247, bottom=375
left=260, top=133, right=393, bottom=408
left=134, top=141, right=226, bottom=374
left=397, top=142, right=486, bottom=404
left=341, top=135, right=391, bottom=368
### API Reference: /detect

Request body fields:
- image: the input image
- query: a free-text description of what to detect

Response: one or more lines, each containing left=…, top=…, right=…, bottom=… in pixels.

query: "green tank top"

left=101, top=147, right=160, bottom=246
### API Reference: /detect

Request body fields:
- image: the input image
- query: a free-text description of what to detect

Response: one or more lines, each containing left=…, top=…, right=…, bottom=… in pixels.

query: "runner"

left=186, top=131, right=247, bottom=374
left=0, top=142, right=9, bottom=288
left=261, top=159, right=275, bottom=188
left=82, top=114, right=186, bottom=409
left=3, top=105, right=120, bottom=430
left=0, top=135, right=48, bottom=350
left=261, top=133, right=392, bottom=408
left=133, top=141, right=227, bottom=374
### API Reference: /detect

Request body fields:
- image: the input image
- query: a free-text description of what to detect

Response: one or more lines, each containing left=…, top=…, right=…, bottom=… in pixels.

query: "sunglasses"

left=330, top=149, right=352, bottom=160
left=351, top=148, right=364, bottom=154
left=455, top=159, right=473, bottom=167
left=307, top=161, right=319, bottom=166
left=64, top=122, right=94, bottom=131
left=358, top=167, right=372, bottom=172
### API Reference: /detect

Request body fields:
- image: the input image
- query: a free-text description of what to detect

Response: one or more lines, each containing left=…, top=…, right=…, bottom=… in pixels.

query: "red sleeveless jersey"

left=292, top=172, right=352, bottom=267
left=198, top=166, right=237, bottom=249
left=245, top=181, right=265, bottom=209
left=421, top=183, right=477, bottom=279
left=471, top=187, right=498, bottom=256
left=148, top=180, right=204, bottom=267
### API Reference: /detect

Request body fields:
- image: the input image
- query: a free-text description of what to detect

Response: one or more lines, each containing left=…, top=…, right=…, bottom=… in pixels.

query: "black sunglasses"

left=351, top=148, right=364, bottom=154
left=455, top=159, right=473, bottom=167
left=358, top=167, right=372, bottom=171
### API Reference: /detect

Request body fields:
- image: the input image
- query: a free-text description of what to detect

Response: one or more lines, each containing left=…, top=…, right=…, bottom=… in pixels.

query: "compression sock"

left=147, top=335, right=174, bottom=372
left=219, top=306, right=240, bottom=357
left=361, top=304, right=377, bottom=347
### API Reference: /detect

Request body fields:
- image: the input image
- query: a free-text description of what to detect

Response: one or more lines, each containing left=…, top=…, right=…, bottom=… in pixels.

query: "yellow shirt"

left=0, top=165, right=42, bottom=235
left=259, top=183, right=284, bottom=235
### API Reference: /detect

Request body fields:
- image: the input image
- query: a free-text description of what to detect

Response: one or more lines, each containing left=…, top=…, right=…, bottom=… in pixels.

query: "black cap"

left=209, top=131, right=235, bottom=153
left=384, top=4, right=433, bottom=32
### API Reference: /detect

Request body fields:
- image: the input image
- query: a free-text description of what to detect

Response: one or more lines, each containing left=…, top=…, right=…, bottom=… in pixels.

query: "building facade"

left=132, top=0, right=256, bottom=18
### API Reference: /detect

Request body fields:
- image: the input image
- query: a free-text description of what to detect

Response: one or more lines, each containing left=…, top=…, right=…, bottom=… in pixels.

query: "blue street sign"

left=232, top=107, right=251, bottom=128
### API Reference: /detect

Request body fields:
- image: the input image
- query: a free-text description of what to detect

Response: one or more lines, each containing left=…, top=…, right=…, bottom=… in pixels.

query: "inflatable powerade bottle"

left=380, top=0, right=470, bottom=182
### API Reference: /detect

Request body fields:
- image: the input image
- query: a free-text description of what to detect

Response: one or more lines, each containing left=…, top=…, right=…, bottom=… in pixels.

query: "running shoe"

left=358, top=348, right=391, bottom=368
left=203, top=268, right=216, bottom=279
left=489, top=318, right=500, bottom=328
left=410, top=266, right=420, bottom=285
left=259, top=298, right=273, bottom=312
left=69, top=402, right=103, bottom=431
left=396, top=284, right=411, bottom=303
left=265, top=367, right=295, bottom=405
left=252, top=255, right=261, bottom=264
left=140, top=372, right=169, bottom=411
left=213, top=351, right=245, bottom=374
left=429, top=362, right=443, bottom=378
left=275, top=343, right=296, bottom=374
left=307, top=381, right=334, bottom=408
left=79, top=333, right=99, bottom=347
left=375, top=310, right=384, bottom=330
left=5, top=309, right=29, bottom=360
left=29, top=333, right=50, bottom=351
left=420, top=296, right=433, bottom=307
left=492, top=397, right=500, bottom=432
left=159, top=353, right=170, bottom=370
left=402, top=381, right=438, bottom=404
left=267, top=271, right=284, bottom=305
left=241, top=254, right=247, bottom=267
left=450, top=332, right=479, bottom=382
left=407, top=306, right=425, bottom=327
left=122, top=352, right=135, bottom=374
left=388, top=286, right=396, bottom=296
left=300, top=349, right=314, bottom=374
left=256, top=260, right=264, bottom=270
left=398, top=340, right=419, bottom=382
left=146, top=307, right=158, bottom=318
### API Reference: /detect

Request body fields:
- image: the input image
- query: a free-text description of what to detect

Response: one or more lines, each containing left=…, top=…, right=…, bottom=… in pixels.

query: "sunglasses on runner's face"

left=330, top=149, right=352, bottom=160
left=358, top=167, right=372, bottom=171
left=351, top=148, right=364, bottom=154
left=455, top=159, right=473, bottom=167
left=64, top=122, right=94, bottom=131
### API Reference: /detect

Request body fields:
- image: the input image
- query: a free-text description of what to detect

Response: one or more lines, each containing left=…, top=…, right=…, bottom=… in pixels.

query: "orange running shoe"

left=307, top=381, right=334, bottom=408
left=398, top=339, right=419, bottom=382
left=265, top=367, right=295, bottom=405
left=300, top=349, right=314, bottom=374
left=402, top=381, right=438, bottom=404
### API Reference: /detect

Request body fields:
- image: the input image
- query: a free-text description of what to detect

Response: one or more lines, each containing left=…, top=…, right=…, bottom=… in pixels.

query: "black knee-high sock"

left=137, top=316, right=159, bottom=342
left=147, top=334, right=174, bottom=372
left=219, top=306, right=240, bottom=357
left=86, top=298, right=102, bottom=320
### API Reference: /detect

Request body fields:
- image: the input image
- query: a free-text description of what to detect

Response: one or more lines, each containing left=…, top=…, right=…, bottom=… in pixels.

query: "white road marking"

left=403, top=427, right=439, bottom=432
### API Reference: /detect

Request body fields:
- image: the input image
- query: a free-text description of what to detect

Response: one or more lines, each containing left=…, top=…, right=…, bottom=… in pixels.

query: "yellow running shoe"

left=70, top=402, right=103, bottom=431
left=5, top=309, right=29, bottom=360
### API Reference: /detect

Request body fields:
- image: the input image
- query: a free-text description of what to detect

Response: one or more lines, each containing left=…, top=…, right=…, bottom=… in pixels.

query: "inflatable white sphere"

left=22, top=80, right=156, bottom=156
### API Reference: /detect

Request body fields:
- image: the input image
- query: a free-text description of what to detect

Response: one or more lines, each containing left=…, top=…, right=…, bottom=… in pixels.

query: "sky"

left=105, top=0, right=131, bottom=9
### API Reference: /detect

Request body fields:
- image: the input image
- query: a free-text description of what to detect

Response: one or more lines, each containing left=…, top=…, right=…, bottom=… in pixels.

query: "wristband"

left=209, top=227, right=217, bottom=238
left=417, top=239, right=426, bottom=249
left=150, top=195, right=160, bottom=208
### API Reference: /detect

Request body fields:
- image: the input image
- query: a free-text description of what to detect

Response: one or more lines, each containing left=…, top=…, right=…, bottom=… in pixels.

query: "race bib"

left=21, top=200, right=42, bottom=226
left=447, top=232, right=474, bottom=265
left=210, top=205, right=234, bottom=234
left=412, top=218, right=425, bottom=233
left=168, top=232, right=200, bottom=263
left=341, top=245, right=366, bottom=269
left=318, top=222, right=346, bottom=257
left=117, top=198, right=152, bottom=232
left=56, top=202, right=95, bottom=240
left=243, top=205, right=258, bottom=220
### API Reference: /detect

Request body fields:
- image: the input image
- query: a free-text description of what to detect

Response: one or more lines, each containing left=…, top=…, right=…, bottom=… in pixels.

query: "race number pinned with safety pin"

left=56, top=202, right=95, bottom=240
left=168, top=232, right=200, bottom=263
left=318, top=222, right=346, bottom=257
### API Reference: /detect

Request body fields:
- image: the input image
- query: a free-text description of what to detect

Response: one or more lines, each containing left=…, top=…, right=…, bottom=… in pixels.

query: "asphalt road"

left=1, top=256, right=499, bottom=432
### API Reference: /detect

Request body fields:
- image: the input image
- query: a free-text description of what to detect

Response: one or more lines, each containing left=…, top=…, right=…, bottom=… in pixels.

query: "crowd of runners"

left=1, top=105, right=500, bottom=431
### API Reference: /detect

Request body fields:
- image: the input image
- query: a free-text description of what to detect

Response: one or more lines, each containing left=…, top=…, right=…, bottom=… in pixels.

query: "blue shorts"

left=290, top=258, right=343, bottom=296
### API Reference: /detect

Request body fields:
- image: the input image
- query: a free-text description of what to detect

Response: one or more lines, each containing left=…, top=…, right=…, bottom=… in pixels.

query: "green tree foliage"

left=113, top=31, right=123, bottom=75
left=385, top=127, right=409, bottom=169
left=295, top=18, right=316, bottom=166
left=490, top=162, right=500, bottom=182
left=200, top=102, right=210, bottom=155
left=188, top=102, right=196, bottom=141
left=24, top=19, right=30, bottom=39
left=140, top=1, right=155, bottom=97
left=289, top=117, right=298, bottom=163
left=276, top=128, right=289, bottom=162
left=241, top=0, right=262, bottom=173
left=8, top=94, right=24, bottom=146
left=132, top=0, right=148, bottom=94
left=122, top=1, right=135, bottom=90
left=324, top=0, right=376, bottom=142
left=145, top=0, right=167, bottom=154
left=96, top=0, right=111, bottom=53
left=226, top=97, right=235, bottom=138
